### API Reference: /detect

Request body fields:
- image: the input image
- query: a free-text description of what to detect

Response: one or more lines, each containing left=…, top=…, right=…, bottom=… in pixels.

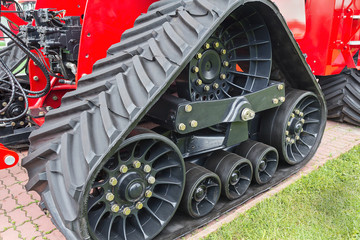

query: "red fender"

left=0, top=144, right=19, bottom=170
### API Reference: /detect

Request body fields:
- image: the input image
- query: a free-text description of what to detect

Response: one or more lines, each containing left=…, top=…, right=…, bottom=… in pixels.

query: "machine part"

left=180, top=162, right=221, bottom=218
left=236, top=140, right=278, bottom=185
left=0, top=143, right=19, bottom=169
left=84, top=132, right=185, bottom=240
left=0, top=36, right=27, bottom=80
left=260, top=90, right=323, bottom=165
left=177, top=7, right=272, bottom=101
left=21, top=0, right=327, bottom=239
left=318, top=68, right=360, bottom=126
left=204, top=150, right=253, bottom=200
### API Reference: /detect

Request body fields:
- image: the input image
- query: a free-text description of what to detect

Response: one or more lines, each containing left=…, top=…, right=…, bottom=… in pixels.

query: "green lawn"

left=205, top=145, right=360, bottom=240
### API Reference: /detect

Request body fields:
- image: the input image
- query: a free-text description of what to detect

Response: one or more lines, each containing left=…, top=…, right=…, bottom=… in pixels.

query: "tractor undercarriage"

left=0, top=0, right=326, bottom=239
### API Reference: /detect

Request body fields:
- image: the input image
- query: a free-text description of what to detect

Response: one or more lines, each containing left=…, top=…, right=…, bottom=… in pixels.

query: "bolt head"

left=145, top=190, right=153, bottom=198
left=195, top=53, right=202, bottom=59
left=192, top=66, right=199, bottom=73
left=190, top=120, right=198, bottom=128
left=143, top=164, right=151, bottom=173
left=213, top=42, right=220, bottom=48
left=220, top=49, right=227, bottom=55
left=33, top=76, right=39, bottom=81
left=213, top=83, right=219, bottom=89
left=301, top=128, right=304, bottom=132
left=122, top=207, right=131, bottom=216
left=291, top=139, right=295, bottom=144
left=120, top=165, right=128, bottom=174
left=111, top=204, right=120, bottom=213
left=148, top=176, right=156, bottom=185
left=204, top=85, right=210, bottom=92
left=272, top=98, right=279, bottom=104
left=291, top=113, right=295, bottom=118
left=301, top=119, right=305, bottom=124
left=135, top=202, right=143, bottom=210
left=241, top=108, right=255, bottom=121
left=178, top=123, right=186, bottom=131
left=19, top=121, right=25, bottom=126
left=223, top=61, right=229, bottom=67
left=2, top=102, right=7, bottom=107
left=285, top=130, right=289, bottom=136
left=295, top=136, right=300, bottom=140
left=4, top=155, right=16, bottom=166
left=196, top=79, right=203, bottom=86
left=299, top=112, right=304, bottom=117
left=204, top=42, right=210, bottom=49
left=295, top=109, right=300, bottom=115
left=287, top=121, right=291, bottom=127
left=52, top=96, right=58, bottom=101
left=277, top=84, right=284, bottom=90
left=109, top=177, right=118, bottom=186
left=185, top=104, right=193, bottom=113
left=39, top=111, right=45, bottom=117
left=286, top=137, right=291, bottom=143
left=133, top=161, right=141, bottom=169
left=279, top=97, right=286, bottom=103
left=106, top=193, right=115, bottom=201
left=18, top=96, right=24, bottom=101
left=220, top=74, right=226, bottom=80
left=11, top=122, right=16, bottom=127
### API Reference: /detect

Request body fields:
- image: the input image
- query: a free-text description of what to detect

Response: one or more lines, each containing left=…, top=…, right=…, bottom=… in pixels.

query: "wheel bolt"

left=11, top=122, right=16, bottom=127
left=106, top=193, right=115, bottom=201
left=287, top=121, right=291, bottom=127
left=220, top=74, right=226, bottom=80
left=301, top=119, right=305, bottom=124
left=18, top=96, right=24, bottom=101
left=279, top=97, right=286, bottom=103
left=295, top=109, right=300, bottom=115
left=2, top=102, right=7, bottom=107
left=286, top=137, right=291, bottom=143
left=136, top=202, right=143, bottom=210
left=299, top=112, right=304, bottom=117
left=285, top=130, right=289, bottom=136
left=213, top=83, right=219, bottom=89
left=223, top=61, right=229, bottom=67
left=192, top=66, right=199, bottom=73
left=123, top=207, right=131, bottom=216
left=190, top=120, right=198, bottom=128
left=204, top=85, right=210, bottom=92
left=178, top=123, right=186, bottom=131
left=277, top=84, right=284, bottom=90
left=148, top=176, right=156, bottom=185
left=195, top=53, right=202, bottom=59
left=109, top=177, right=118, bottom=186
left=119, top=165, right=128, bottom=174
left=272, top=98, right=279, bottom=104
left=291, top=139, right=295, bottom=144
left=301, top=128, right=304, bottom=132
left=220, top=49, right=227, bottom=55
left=204, top=42, right=210, bottom=49
left=295, top=136, right=300, bottom=140
left=196, top=79, right=203, bottom=86
left=133, top=161, right=141, bottom=169
left=290, top=113, right=295, bottom=118
left=213, top=42, right=220, bottom=48
left=111, top=204, right=120, bottom=213
left=19, top=121, right=25, bottom=126
left=185, top=104, right=193, bottom=112
left=143, top=164, right=151, bottom=173
left=145, top=190, right=153, bottom=198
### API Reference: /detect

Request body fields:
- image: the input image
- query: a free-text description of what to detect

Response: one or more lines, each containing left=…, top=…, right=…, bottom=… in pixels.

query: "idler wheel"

left=236, top=140, right=278, bottom=185
left=180, top=162, right=221, bottom=218
left=204, top=150, right=252, bottom=200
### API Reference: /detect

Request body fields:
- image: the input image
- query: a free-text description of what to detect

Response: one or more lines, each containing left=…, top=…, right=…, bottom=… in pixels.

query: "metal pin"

left=223, top=61, right=229, bottom=67
left=33, top=76, right=39, bottom=81
left=213, top=42, right=220, bottom=48
left=220, top=49, right=227, bottom=55
left=196, top=79, right=203, bottom=86
left=204, top=43, right=210, bottom=49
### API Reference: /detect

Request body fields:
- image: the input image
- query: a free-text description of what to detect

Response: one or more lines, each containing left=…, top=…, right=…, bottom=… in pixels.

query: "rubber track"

left=22, top=0, right=251, bottom=239
left=318, top=68, right=360, bottom=126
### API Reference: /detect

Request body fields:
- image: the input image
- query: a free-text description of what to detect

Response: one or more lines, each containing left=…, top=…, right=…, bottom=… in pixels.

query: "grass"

left=205, top=145, right=360, bottom=240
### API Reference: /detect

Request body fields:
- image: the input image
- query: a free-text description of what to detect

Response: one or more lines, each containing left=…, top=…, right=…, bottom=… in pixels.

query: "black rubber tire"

left=0, top=36, right=27, bottom=79
left=318, top=68, right=360, bottom=126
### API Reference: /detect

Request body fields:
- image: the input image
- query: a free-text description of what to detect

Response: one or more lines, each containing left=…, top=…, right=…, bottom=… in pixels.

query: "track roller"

left=260, top=89, right=323, bottom=165
left=180, top=162, right=221, bottom=218
left=204, top=150, right=252, bottom=200
left=236, top=140, right=278, bottom=185
left=84, top=132, right=185, bottom=240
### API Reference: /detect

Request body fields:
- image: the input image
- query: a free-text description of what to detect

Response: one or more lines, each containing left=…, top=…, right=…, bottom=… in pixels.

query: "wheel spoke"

left=228, top=40, right=270, bottom=52
left=300, top=99, right=316, bottom=111
left=134, top=214, right=149, bottom=239
left=89, top=207, right=107, bottom=231
left=304, top=107, right=319, bottom=116
left=287, top=144, right=298, bottom=162
left=226, top=80, right=250, bottom=92
left=303, top=130, right=318, bottom=137
left=229, top=70, right=268, bottom=80
left=88, top=194, right=104, bottom=210
left=152, top=193, right=177, bottom=207
left=153, top=162, right=180, bottom=173
left=155, top=178, right=182, bottom=186
left=221, top=88, right=232, bottom=97
left=144, top=206, right=165, bottom=225
left=229, top=57, right=271, bottom=62
left=239, top=175, right=251, bottom=181
left=204, top=196, right=216, bottom=206
left=195, top=202, right=201, bottom=215
left=305, top=119, right=320, bottom=124
left=298, top=137, right=311, bottom=149
left=148, top=147, right=172, bottom=163
left=293, top=143, right=305, bottom=157
left=263, top=170, right=272, bottom=178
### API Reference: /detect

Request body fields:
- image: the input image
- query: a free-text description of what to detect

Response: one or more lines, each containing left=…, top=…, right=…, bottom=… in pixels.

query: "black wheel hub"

left=229, top=170, right=240, bottom=185
left=198, top=50, right=222, bottom=83
left=194, top=185, right=207, bottom=202
left=258, top=159, right=267, bottom=172
left=118, top=172, right=146, bottom=202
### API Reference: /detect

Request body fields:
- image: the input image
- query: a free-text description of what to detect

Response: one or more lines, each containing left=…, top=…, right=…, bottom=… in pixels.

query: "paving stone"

left=1, top=197, right=18, bottom=213
left=0, top=227, right=20, bottom=239
left=16, top=221, right=41, bottom=239
left=0, top=214, right=12, bottom=232
left=32, top=216, right=56, bottom=235
left=7, top=209, right=28, bottom=226
left=23, top=205, right=46, bottom=221
left=43, top=230, right=66, bottom=240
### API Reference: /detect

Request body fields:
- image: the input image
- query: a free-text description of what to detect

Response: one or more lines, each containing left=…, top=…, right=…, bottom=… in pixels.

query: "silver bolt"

left=143, top=164, right=151, bottom=173
left=299, top=112, right=304, bottom=117
left=285, top=130, right=289, bottom=136
left=213, top=83, right=219, bottom=89
left=291, top=139, right=295, bottom=144
left=52, top=96, right=58, bottom=101
left=220, top=74, right=226, bottom=80
left=145, top=190, right=153, bottom=198
left=286, top=137, right=291, bottom=143
left=111, top=204, right=120, bottom=213
left=136, top=202, right=143, bottom=210
left=2, top=102, right=7, bottom=107
left=204, top=85, right=210, bottom=92
left=148, top=176, right=156, bottom=185
left=18, top=96, right=24, bottom=101
left=204, top=42, right=210, bottom=49
left=178, top=123, right=186, bottom=131
left=277, top=84, right=284, bottom=90
left=223, top=61, right=229, bottom=67
left=295, top=109, right=300, bottom=115
left=195, top=53, right=202, bottom=59
left=133, top=161, right=141, bottom=169
left=109, top=177, right=118, bottom=186
left=120, top=165, right=128, bottom=174
left=196, top=79, right=203, bottom=86
left=192, top=66, right=200, bottom=73
left=279, top=97, right=286, bottom=103
left=301, top=119, right=305, bottom=124
left=123, top=207, right=131, bottom=216
left=272, top=98, right=279, bottom=104
left=185, top=105, right=193, bottom=113
left=241, top=108, right=256, bottom=121
left=213, top=42, right=220, bottom=48
left=295, top=136, right=300, bottom=140
left=220, top=49, right=227, bottom=55
left=4, top=155, right=16, bottom=166
left=190, top=120, right=198, bottom=128
left=106, top=193, right=115, bottom=201
left=19, top=121, right=25, bottom=126
left=33, top=76, right=39, bottom=81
